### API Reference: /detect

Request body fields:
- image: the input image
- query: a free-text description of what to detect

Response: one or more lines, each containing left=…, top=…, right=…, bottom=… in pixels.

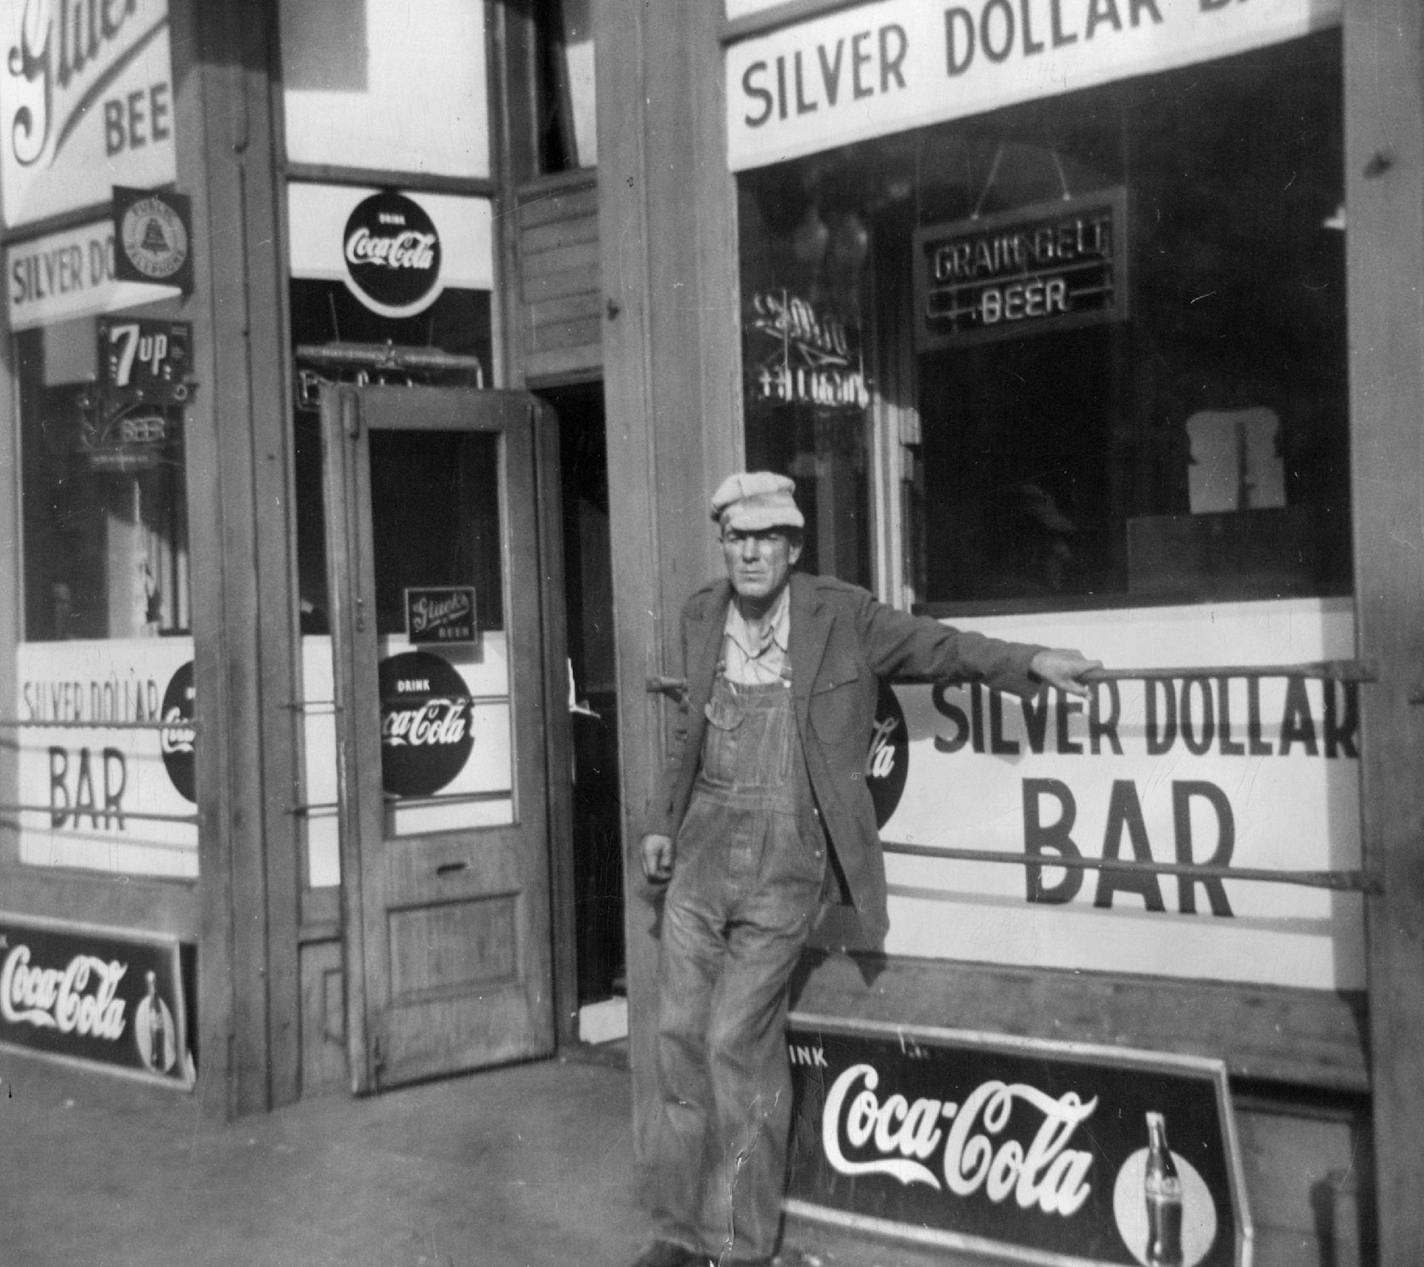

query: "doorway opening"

left=541, top=381, right=626, bottom=1045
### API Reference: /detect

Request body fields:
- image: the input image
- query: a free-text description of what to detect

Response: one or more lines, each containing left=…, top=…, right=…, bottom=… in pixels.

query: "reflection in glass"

left=19, top=310, right=190, bottom=641
left=737, top=31, right=1349, bottom=610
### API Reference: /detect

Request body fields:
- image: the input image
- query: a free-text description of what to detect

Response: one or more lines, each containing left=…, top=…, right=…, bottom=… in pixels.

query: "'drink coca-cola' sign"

left=379, top=650, right=474, bottom=797
left=342, top=190, right=443, bottom=318
left=0, top=914, right=194, bottom=1088
left=785, top=1017, right=1249, bottom=1267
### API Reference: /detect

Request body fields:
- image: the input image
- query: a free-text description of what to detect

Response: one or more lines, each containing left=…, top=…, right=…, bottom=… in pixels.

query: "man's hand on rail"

left=1029, top=649, right=1103, bottom=699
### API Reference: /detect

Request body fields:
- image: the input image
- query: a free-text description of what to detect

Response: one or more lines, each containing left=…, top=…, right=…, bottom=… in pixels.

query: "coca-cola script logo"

left=867, top=681, right=908, bottom=829
left=1, top=943, right=128, bottom=1041
left=342, top=191, right=443, bottom=318
left=822, top=1062, right=1098, bottom=1218
left=160, top=660, right=196, bottom=802
left=379, top=651, right=473, bottom=797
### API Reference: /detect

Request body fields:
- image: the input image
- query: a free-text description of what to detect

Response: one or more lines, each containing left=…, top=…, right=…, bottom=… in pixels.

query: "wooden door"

left=320, top=383, right=555, bottom=1092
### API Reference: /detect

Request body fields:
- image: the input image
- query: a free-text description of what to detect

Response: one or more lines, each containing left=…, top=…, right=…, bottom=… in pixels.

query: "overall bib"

left=650, top=669, right=827, bottom=1263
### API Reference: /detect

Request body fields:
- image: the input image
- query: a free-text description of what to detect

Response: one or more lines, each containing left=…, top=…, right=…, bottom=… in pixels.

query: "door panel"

left=320, top=384, right=554, bottom=1092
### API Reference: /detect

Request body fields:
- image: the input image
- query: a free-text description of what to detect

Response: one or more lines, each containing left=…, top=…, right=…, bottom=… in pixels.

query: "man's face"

left=722, top=526, right=801, bottom=605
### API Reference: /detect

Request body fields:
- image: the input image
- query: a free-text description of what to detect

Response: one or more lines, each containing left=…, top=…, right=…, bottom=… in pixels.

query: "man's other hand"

left=1029, top=648, right=1103, bottom=699
left=641, top=833, right=675, bottom=883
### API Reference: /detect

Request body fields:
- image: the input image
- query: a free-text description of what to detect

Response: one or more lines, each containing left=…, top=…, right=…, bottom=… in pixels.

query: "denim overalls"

left=649, top=665, right=827, bottom=1264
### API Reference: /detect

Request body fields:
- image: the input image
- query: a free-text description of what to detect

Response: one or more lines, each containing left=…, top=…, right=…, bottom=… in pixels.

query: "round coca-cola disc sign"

left=867, top=681, right=909, bottom=829
left=160, top=661, right=197, bottom=803
left=379, top=651, right=474, bottom=797
left=342, top=191, right=443, bottom=318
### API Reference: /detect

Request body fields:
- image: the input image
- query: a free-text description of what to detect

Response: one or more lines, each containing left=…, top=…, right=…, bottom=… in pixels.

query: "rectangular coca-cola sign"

left=785, top=1015, right=1250, bottom=1266
left=0, top=914, right=194, bottom=1088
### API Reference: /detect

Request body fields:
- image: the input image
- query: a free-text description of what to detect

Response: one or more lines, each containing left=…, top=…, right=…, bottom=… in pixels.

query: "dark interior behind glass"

left=739, top=31, right=1348, bottom=611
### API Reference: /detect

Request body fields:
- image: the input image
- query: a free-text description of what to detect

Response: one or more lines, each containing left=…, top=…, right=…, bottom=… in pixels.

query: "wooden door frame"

left=318, top=382, right=573, bottom=1091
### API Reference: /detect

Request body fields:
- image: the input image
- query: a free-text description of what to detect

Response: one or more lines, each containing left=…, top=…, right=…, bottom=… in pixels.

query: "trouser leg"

left=646, top=879, right=725, bottom=1251
left=702, top=907, right=815, bottom=1263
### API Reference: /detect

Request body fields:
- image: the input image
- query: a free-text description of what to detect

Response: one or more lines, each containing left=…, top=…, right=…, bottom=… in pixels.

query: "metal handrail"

left=377, top=693, right=508, bottom=706
left=648, top=660, right=1378, bottom=696
left=884, top=841, right=1379, bottom=895
left=288, top=789, right=512, bottom=817
left=0, top=717, right=197, bottom=732
left=0, top=803, right=200, bottom=825
left=1084, top=660, right=1376, bottom=683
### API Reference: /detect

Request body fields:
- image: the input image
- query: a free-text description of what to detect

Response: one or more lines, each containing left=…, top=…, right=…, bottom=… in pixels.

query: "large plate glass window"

left=736, top=30, right=1361, bottom=999
left=738, top=31, right=1347, bottom=610
left=13, top=299, right=196, bottom=877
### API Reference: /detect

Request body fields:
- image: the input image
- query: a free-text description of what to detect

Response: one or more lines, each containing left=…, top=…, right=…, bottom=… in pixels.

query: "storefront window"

left=13, top=300, right=197, bottom=878
left=280, top=0, right=490, bottom=179
left=738, top=31, right=1347, bottom=609
left=533, top=0, right=597, bottom=174
left=19, top=308, right=190, bottom=641
left=738, top=182, right=874, bottom=585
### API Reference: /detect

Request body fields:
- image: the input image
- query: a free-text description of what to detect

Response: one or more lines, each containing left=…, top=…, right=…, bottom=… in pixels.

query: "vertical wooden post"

left=596, top=0, right=741, bottom=1163
left=176, top=0, right=299, bottom=1116
left=1345, top=0, right=1424, bottom=1260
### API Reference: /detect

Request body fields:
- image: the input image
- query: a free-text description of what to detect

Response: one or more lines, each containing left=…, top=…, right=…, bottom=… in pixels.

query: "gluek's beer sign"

left=406, top=586, right=477, bottom=645
left=787, top=1018, right=1250, bottom=1266
left=342, top=190, right=443, bottom=318
left=1, top=0, right=176, bottom=227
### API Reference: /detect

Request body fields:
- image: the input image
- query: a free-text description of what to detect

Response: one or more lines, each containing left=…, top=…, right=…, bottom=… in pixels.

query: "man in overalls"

left=632, top=472, right=1100, bottom=1267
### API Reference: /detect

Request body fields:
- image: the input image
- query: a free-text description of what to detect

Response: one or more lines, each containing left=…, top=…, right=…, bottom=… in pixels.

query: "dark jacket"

left=647, top=571, right=1046, bottom=941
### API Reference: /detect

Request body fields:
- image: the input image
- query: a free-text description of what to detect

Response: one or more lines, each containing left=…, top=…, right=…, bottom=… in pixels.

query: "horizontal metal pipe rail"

left=0, top=717, right=197, bottom=732
left=884, top=841, right=1379, bottom=894
left=375, top=693, right=509, bottom=706
left=0, top=804, right=199, bottom=825
left=287, top=789, right=513, bottom=817
left=1084, top=660, right=1377, bottom=684
left=647, top=659, right=1376, bottom=698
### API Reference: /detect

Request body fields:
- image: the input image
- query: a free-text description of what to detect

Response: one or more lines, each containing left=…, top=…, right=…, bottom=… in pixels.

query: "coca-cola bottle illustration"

left=140, top=971, right=168, bottom=1071
left=1144, top=1111, right=1184, bottom=1266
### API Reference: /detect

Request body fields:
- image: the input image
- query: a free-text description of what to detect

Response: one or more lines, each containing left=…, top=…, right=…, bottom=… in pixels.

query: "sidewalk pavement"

left=3, top=1045, right=644, bottom=1267
left=1, top=1044, right=951, bottom=1267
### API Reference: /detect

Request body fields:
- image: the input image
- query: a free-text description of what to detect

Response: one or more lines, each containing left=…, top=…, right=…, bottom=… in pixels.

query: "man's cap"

left=710, top=471, right=805, bottom=531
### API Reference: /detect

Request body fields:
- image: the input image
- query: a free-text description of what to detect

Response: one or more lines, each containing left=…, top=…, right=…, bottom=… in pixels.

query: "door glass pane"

left=369, top=429, right=513, bottom=837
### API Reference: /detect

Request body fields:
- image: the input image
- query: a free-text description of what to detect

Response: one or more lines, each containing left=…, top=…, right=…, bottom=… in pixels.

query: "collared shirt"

left=721, top=585, right=791, bottom=686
